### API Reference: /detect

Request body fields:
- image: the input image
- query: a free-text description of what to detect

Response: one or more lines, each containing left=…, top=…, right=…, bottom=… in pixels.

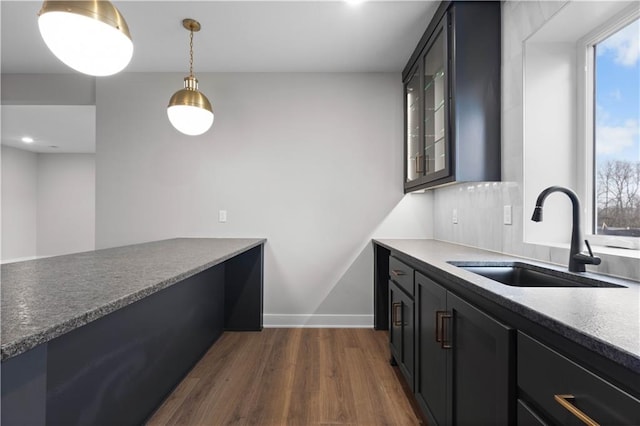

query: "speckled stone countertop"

left=1, top=238, right=265, bottom=361
left=374, top=239, right=640, bottom=374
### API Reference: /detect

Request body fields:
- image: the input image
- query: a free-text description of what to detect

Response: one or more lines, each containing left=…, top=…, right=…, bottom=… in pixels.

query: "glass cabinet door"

left=423, top=26, right=447, bottom=179
left=406, top=67, right=422, bottom=182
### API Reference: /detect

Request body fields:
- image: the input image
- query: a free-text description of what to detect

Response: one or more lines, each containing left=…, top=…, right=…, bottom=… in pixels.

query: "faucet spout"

left=531, top=186, right=600, bottom=273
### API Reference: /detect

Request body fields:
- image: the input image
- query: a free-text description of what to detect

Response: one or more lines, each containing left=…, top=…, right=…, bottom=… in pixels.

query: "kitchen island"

left=1, top=238, right=265, bottom=425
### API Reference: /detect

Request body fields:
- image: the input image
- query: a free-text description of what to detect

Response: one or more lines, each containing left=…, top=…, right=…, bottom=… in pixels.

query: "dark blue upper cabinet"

left=404, top=1, right=501, bottom=192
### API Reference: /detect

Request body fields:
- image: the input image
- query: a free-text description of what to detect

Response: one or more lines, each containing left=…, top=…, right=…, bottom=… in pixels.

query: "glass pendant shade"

left=38, top=1, right=133, bottom=76
left=167, top=77, right=214, bottom=136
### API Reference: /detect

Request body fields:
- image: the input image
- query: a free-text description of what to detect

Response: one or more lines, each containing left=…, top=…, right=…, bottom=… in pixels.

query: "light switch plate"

left=503, top=205, right=512, bottom=225
left=219, top=210, right=227, bottom=223
left=452, top=208, right=458, bottom=224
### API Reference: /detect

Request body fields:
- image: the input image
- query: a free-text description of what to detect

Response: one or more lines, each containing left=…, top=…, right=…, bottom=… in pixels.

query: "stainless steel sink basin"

left=447, top=261, right=627, bottom=288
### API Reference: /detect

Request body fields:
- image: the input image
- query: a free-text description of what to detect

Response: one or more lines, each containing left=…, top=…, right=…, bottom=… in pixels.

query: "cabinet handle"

left=391, top=269, right=406, bottom=277
left=435, top=311, right=445, bottom=342
left=554, top=394, right=600, bottom=426
left=392, top=303, right=402, bottom=327
left=435, top=310, right=452, bottom=348
left=415, top=154, right=423, bottom=175
left=439, top=312, right=452, bottom=349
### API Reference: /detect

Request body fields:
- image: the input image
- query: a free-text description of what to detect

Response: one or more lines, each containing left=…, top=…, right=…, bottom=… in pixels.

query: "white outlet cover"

left=219, top=210, right=227, bottom=223
left=503, top=205, right=512, bottom=225
left=452, top=208, right=458, bottom=224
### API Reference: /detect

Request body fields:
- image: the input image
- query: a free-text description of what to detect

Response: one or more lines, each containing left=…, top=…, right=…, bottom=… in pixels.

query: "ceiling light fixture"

left=21, top=136, right=35, bottom=144
left=167, top=19, right=214, bottom=136
left=37, top=1, right=133, bottom=76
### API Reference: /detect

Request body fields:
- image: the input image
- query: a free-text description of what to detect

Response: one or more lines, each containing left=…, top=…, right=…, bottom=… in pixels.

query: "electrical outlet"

left=219, top=210, right=227, bottom=223
left=452, top=208, right=458, bottom=224
left=503, top=205, right=512, bottom=225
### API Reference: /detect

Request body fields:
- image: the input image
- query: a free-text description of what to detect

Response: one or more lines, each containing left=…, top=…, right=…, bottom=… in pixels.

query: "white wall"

left=524, top=42, right=577, bottom=244
left=1, top=74, right=95, bottom=105
left=96, top=72, right=433, bottom=326
left=1, top=146, right=38, bottom=261
left=36, top=154, right=95, bottom=257
left=1, top=74, right=97, bottom=261
left=1, top=146, right=95, bottom=262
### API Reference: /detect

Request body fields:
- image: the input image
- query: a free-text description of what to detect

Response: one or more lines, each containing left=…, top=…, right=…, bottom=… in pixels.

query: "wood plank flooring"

left=147, top=328, right=423, bottom=426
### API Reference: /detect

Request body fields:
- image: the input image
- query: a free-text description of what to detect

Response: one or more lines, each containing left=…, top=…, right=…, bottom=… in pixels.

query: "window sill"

left=588, top=234, right=640, bottom=251
left=526, top=238, right=640, bottom=259
left=528, top=241, right=639, bottom=260
left=589, top=243, right=640, bottom=260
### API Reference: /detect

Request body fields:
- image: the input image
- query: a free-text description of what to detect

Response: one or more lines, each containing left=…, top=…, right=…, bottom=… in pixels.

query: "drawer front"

left=518, top=332, right=640, bottom=425
left=389, top=256, right=414, bottom=297
left=517, top=399, right=549, bottom=426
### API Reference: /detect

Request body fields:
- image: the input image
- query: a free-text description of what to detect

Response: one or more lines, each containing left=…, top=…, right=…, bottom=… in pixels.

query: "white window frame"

left=577, top=4, right=640, bottom=250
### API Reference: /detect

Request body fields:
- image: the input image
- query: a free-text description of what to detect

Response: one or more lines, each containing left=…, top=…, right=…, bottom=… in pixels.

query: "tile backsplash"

left=434, top=180, right=639, bottom=281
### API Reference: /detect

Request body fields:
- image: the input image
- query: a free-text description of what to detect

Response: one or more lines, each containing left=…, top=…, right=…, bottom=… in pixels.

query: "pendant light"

left=167, top=19, right=214, bottom=136
left=38, top=1, right=133, bottom=76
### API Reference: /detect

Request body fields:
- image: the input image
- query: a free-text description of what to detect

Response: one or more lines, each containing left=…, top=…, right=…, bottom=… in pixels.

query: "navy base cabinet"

left=1, top=244, right=264, bottom=425
left=46, top=265, right=225, bottom=425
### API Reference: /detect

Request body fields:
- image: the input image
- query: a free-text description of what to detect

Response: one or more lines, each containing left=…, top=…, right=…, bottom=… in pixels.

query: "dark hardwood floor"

left=147, top=328, right=423, bottom=426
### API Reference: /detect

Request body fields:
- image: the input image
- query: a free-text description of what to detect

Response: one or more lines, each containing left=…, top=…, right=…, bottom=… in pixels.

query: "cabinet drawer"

left=389, top=256, right=414, bottom=297
left=518, top=332, right=640, bottom=425
left=517, top=399, right=548, bottom=426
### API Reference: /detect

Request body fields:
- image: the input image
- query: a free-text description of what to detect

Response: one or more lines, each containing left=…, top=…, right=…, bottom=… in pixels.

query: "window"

left=523, top=1, right=639, bottom=250
left=593, top=18, right=640, bottom=238
left=580, top=7, right=640, bottom=249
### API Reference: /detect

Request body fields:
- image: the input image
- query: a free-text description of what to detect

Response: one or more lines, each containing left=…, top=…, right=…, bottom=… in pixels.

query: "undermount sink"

left=447, top=261, right=626, bottom=288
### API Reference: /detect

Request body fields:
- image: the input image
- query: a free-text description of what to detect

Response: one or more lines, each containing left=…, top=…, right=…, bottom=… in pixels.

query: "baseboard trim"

left=263, top=314, right=374, bottom=328
left=1, top=255, right=39, bottom=264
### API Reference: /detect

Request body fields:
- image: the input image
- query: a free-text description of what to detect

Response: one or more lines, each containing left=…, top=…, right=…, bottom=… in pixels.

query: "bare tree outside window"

left=596, top=160, right=640, bottom=236
left=594, top=18, right=640, bottom=238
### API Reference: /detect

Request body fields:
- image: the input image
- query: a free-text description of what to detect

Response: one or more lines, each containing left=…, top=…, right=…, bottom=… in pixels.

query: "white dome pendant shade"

left=167, top=19, right=214, bottom=136
left=167, top=76, right=214, bottom=136
left=38, top=1, right=133, bottom=76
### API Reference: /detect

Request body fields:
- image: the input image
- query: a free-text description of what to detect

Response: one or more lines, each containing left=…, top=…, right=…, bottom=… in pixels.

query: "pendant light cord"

left=189, top=29, right=194, bottom=78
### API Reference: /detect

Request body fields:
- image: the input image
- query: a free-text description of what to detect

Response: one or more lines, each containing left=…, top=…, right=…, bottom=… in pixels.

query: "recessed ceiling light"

left=21, top=136, right=34, bottom=144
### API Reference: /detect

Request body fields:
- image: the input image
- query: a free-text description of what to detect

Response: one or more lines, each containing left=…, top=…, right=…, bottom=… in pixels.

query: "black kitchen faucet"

left=531, top=186, right=601, bottom=272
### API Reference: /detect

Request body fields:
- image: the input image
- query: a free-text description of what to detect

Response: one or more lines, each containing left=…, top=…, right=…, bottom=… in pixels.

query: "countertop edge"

left=373, top=238, right=640, bottom=374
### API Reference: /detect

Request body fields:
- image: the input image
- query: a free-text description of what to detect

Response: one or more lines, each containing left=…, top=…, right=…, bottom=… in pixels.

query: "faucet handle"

left=585, top=239, right=595, bottom=257
left=573, top=240, right=601, bottom=266
left=573, top=253, right=602, bottom=266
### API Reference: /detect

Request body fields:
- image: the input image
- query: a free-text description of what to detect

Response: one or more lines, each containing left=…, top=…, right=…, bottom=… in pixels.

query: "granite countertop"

left=374, top=239, right=640, bottom=374
left=1, top=238, right=266, bottom=361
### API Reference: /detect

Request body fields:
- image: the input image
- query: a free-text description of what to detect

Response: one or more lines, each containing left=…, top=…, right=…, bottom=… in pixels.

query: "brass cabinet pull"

left=415, top=154, right=423, bottom=175
left=392, top=302, right=402, bottom=327
left=435, top=311, right=445, bottom=342
left=391, top=269, right=406, bottom=277
left=440, top=312, right=452, bottom=349
left=554, top=395, right=600, bottom=426
left=435, top=311, right=451, bottom=349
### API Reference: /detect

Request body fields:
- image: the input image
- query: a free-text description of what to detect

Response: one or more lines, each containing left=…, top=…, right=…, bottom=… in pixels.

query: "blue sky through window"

left=595, top=18, right=639, bottom=164
left=594, top=18, right=639, bottom=233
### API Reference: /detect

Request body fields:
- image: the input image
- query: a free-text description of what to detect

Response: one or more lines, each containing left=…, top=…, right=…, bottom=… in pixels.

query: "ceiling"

left=1, top=1, right=436, bottom=153
left=1, top=0, right=437, bottom=74
left=1, top=105, right=96, bottom=153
